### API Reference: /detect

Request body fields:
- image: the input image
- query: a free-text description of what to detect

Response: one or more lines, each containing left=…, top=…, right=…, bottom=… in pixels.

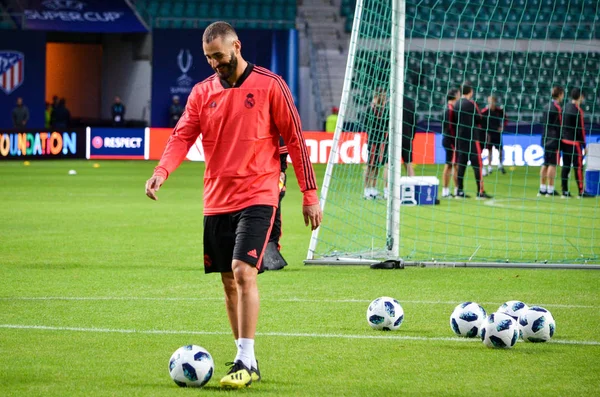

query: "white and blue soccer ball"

left=366, top=297, right=404, bottom=331
left=481, top=312, right=519, bottom=349
left=497, top=300, right=529, bottom=322
left=169, top=345, right=214, bottom=387
left=519, top=306, right=556, bottom=343
left=450, top=302, right=487, bottom=338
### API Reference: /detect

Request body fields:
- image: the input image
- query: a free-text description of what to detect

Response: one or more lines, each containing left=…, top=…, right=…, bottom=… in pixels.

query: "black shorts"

left=543, top=139, right=560, bottom=166
left=401, top=137, right=413, bottom=164
left=486, top=132, right=502, bottom=148
left=543, top=147, right=560, bottom=166
left=442, top=136, right=456, bottom=164
left=367, top=139, right=389, bottom=166
left=203, top=205, right=276, bottom=274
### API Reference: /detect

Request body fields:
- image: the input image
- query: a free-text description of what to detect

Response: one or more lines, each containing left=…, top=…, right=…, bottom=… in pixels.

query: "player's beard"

left=215, top=51, right=238, bottom=81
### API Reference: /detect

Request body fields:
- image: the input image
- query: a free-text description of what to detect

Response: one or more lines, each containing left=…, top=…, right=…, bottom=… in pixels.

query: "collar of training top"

left=219, top=62, right=254, bottom=89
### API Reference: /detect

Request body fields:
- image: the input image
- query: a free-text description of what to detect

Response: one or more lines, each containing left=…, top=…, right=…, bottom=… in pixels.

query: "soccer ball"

left=168, top=345, right=214, bottom=387
left=497, top=300, right=529, bottom=321
left=449, top=302, right=487, bottom=338
left=519, top=306, right=556, bottom=343
left=366, top=297, right=404, bottom=331
left=481, top=312, right=519, bottom=349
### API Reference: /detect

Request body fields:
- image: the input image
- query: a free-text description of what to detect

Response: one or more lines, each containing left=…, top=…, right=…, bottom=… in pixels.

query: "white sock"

left=442, top=187, right=449, bottom=196
left=547, top=185, right=554, bottom=194
left=540, top=184, right=547, bottom=193
left=364, top=188, right=370, bottom=196
left=454, top=187, right=458, bottom=195
left=234, top=338, right=254, bottom=369
left=384, top=187, right=389, bottom=196
left=488, top=165, right=492, bottom=172
left=235, top=339, right=239, bottom=348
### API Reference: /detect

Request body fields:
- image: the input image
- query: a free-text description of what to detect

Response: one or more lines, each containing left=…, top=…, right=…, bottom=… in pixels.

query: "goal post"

left=387, top=0, right=406, bottom=258
left=308, top=0, right=405, bottom=262
left=307, top=0, right=600, bottom=266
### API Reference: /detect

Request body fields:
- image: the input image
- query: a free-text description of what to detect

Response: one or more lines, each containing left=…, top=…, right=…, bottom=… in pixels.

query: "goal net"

left=307, top=0, right=600, bottom=265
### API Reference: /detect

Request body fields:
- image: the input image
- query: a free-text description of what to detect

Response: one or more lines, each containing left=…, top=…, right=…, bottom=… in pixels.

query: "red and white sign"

left=148, top=129, right=436, bottom=164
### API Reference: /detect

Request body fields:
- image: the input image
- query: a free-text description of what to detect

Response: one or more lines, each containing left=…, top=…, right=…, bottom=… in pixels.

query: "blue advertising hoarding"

left=23, top=0, right=148, bottom=33
left=88, top=127, right=148, bottom=159
left=425, top=121, right=599, bottom=166
left=151, top=29, right=298, bottom=127
left=0, top=31, right=46, bottom=129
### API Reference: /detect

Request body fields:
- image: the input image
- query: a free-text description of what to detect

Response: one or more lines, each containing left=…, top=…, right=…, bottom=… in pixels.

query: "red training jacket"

left=154, top=63, right=318, bottom=215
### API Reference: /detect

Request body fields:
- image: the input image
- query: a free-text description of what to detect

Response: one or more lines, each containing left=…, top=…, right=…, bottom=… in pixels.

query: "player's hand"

left=303, top=204, right=322, bottom=231
left=145, top=175, right=165, bottom=201
left=279, top=172, right=286, bottom=191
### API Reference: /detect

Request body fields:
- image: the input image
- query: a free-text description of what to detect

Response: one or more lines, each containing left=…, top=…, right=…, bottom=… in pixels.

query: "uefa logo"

left=92, top=136, right=103, bottom=149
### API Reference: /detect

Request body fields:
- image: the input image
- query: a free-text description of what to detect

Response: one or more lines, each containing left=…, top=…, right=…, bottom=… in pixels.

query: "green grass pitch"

left=1, top=160, right=599, bottom=396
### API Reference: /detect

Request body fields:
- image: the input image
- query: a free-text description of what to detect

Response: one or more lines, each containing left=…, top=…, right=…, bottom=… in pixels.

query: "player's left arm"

left=269, top=77, right=322, bottom=230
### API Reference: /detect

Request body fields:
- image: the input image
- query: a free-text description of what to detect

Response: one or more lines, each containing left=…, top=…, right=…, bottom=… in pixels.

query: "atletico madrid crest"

left=0, top=51, right=24, bottom=95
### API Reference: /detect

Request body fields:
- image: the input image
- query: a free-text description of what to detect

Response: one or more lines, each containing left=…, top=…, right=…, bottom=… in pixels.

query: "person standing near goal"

left=452, top=84, right=492, bottom=199
left=441, top=88, right=459, bottom=198
left=539, top=86, right=564, bottom=197
left=262, top=136, right=290, bottom=271
left=401, top=96, right=417, bottom=179
left=145, top=22, right=322, bottom=388
left=480, top=94, right=507, bottom=176
left=363, top=88, right=389, bottom=199
left=561, top=88, right=592, bottom=198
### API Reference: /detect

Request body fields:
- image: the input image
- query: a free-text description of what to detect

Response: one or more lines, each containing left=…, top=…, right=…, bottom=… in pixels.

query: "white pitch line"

left=0, top=296, right=596, bottom=309
left=0, top=324, right=598, bottom=346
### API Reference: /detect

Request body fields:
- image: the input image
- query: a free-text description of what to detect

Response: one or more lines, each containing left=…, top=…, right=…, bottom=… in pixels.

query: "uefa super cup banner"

left=22, top=0, right=148, bottom=33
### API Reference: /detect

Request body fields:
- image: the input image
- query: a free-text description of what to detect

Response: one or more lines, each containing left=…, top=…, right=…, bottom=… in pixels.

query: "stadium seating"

left=341, top=0, right=600, bottom=39
left=399, top=51, right=599, bottom=116
left=136, top=0, right=297, bottom=30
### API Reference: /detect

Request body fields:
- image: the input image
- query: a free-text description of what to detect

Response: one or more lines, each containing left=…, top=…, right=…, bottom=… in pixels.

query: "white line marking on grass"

left=0, top=296, right=596, bottom=309
left=1, top=324, right=598, bottom=346
left=483, top=198, right=588, bottom=211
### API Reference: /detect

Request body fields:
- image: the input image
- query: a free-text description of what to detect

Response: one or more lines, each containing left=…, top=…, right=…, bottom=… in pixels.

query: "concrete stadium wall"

left=100, top=34, right=151, bottom=124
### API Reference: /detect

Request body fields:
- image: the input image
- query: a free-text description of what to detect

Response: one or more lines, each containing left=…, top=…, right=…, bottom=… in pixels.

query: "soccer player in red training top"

left=480, top=94, right=508, bottom=176
left=452, top=84, right=492, bottom=199
left=441, top=88, right=459, bottom=198
left=561, top=88, right=592, bottom=198
left=145, top=22, right=322, bottom=388
left=261, top=136, right=289, bottom=271
left=539, top=86, right=564, bottom=197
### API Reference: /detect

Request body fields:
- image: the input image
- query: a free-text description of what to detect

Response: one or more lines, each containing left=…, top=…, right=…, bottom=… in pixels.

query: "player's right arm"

left=145, top=86, right=202, bottom=200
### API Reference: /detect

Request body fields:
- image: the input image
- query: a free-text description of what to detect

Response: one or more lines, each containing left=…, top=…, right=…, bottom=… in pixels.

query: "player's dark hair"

left=203, top=21, right=237, bottom=43
left=551, top=86, right=564, bottom=99
left=571, top=88, right=582, bottom=100
left=461, top=84, right=473, bottom=95
left=447, top=88, right=459, bottom=101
